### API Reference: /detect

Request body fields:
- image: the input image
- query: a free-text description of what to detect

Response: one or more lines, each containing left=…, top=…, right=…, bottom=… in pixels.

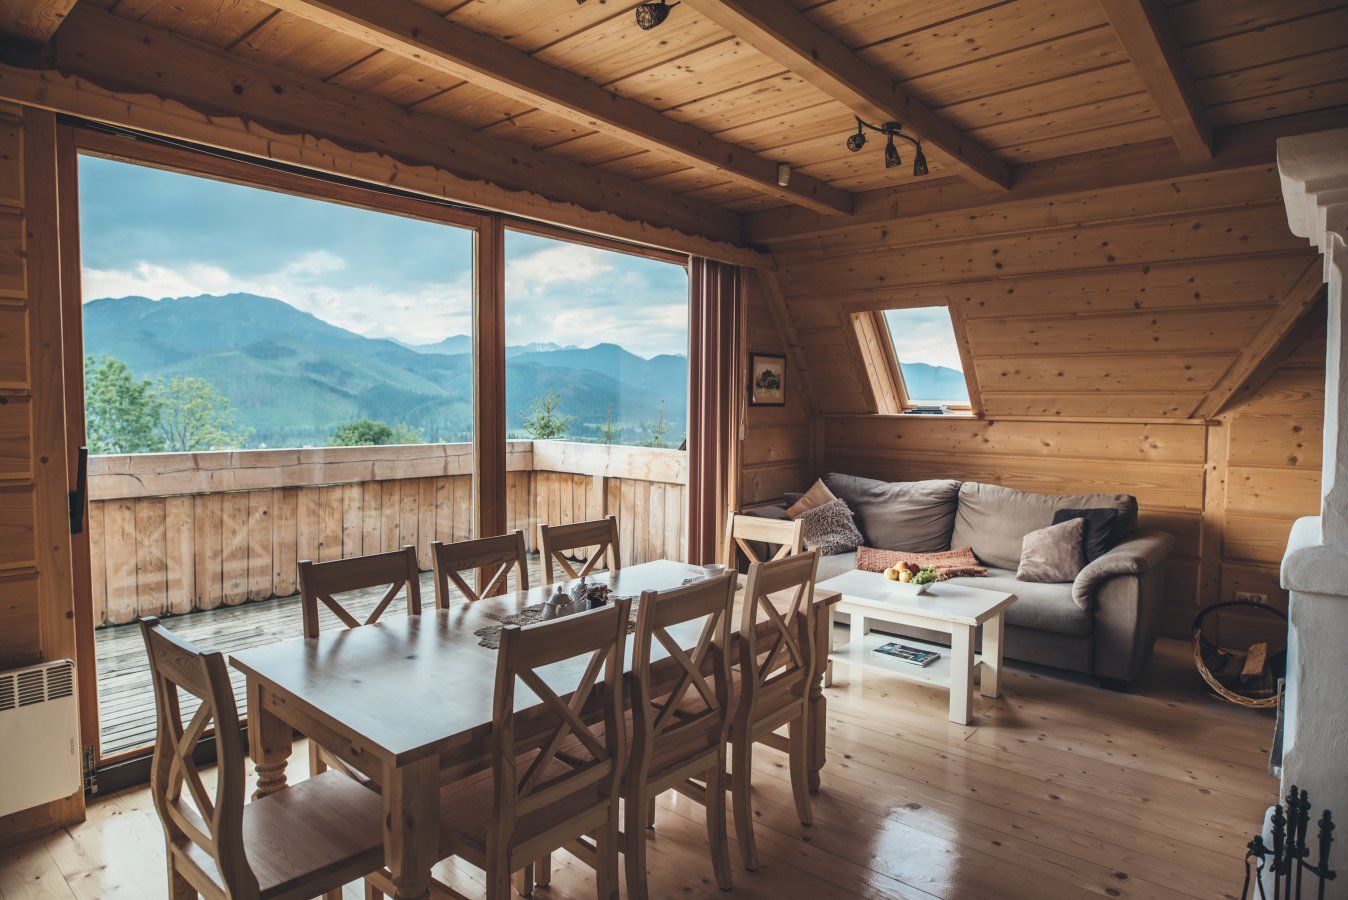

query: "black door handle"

left=69, top=445, right=87, bottom=535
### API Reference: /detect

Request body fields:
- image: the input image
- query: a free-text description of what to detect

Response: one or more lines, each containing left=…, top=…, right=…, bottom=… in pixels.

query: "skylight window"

left=880, top=307, right=972, bottom=409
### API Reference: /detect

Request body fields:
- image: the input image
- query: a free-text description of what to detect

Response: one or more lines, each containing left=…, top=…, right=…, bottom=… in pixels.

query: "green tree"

left=520, top=390, right=574, bottom=440
left=637, top=401, right=670, bottom=449
left=84, top=356, right=163, bottom=454
left=329, top=418, right=423, bottom=447
left=155, top=376, right=253, bottom=451
left=597, top=405, right=621, bottom=445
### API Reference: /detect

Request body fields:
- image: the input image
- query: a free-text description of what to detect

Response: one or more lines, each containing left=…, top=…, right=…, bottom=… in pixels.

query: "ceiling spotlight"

left=912, top=143, right=928, bottom=177
left=844, top=116, right=929, bottom=177
left=635, top=0, right=672, bottom=30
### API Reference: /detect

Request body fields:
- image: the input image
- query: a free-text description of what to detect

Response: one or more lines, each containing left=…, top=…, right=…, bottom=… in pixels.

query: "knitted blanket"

left=855, top=546, right=988, bottom=580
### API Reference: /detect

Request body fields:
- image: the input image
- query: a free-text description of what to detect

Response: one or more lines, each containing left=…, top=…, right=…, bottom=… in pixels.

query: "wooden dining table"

left=230, top=559, right=840, bottom=900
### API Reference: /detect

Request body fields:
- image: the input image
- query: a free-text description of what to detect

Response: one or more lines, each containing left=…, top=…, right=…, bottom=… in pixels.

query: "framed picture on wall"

left=749, top=352, right=787, bottom=406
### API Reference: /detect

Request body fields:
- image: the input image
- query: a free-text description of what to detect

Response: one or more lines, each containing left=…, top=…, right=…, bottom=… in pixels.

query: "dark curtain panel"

left=687, top=258, right=743, bottom=565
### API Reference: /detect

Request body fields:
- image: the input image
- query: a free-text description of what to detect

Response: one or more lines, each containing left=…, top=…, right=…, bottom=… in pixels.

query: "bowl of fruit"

left=880, top=562, right=940, bottom=596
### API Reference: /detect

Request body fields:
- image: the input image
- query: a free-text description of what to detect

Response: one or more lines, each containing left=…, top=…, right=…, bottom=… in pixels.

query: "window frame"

left=853, top=305, right=981, bottom=417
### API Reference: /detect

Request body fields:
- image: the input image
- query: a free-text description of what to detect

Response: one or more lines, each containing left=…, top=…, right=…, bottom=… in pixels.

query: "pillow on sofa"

left=1051, top=507, right=1122, bottom=561
left=797, top=499, right=864, bottom=556
left=786, top=479, right=837, bottom=518
left=1017, top=518, right=1086, bottom=583
left=821, top=473, right=961, bottom=552
left=950, top=482, right=1138, bottom=571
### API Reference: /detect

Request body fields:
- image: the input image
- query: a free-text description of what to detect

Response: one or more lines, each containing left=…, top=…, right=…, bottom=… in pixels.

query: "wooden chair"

left=537, top=515, right=621, bottom=584
left=623, top=573, right=737, bottom=898
left=297, top=545, right=422, bottom=786
left=722, top=512, right=804, bottom=570
left=370, top=600, right=631, bottom=900
left=731, top=551, right=820, bottom=871
left=430, top=530, right=530, bottom=608
left=138, top=617, right=384, bottom=900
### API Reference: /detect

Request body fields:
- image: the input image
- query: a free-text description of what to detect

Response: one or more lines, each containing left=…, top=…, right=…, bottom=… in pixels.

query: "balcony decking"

left=94, top=551, right=548, bottom=758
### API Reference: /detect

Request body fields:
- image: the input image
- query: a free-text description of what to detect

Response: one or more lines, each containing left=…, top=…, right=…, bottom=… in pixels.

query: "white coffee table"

left=818, top=569, right=1017, bottom=725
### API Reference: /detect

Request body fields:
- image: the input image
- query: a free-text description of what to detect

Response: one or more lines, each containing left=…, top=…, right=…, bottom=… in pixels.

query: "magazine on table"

left=873, top=642, right=941, bottom=667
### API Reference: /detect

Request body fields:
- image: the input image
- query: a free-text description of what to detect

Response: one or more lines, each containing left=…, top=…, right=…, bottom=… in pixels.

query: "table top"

left=231, top=559, right=838, bottom=766
left=818, top=568, right=1017, bottom=626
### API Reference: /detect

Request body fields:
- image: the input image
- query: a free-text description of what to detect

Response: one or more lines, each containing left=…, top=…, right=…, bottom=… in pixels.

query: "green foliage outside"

left=637, top=401, right=670, bottom=449
left=597, top=405, right=620, bottom=445
left=520, top=390, right=575, bottom=440
left=328, top=418, right=423, bottom=447
left=156, top=376, right=253, bottom=451
left=85, top=357, right=163, bottom=454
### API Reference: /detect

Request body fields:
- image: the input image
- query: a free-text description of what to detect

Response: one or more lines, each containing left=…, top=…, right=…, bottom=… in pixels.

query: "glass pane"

left=881, top=307, right=970, bottom=405
left=78, top=155, right=475, bottom=757
left=504, top=229, right=689, bottom=567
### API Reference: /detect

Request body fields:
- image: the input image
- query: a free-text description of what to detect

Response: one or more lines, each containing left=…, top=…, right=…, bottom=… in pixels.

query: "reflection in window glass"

left=881, top=307, right=971, bottom=405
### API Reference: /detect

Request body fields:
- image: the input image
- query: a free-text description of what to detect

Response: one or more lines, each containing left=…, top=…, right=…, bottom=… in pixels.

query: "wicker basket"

left=1191, top=600, right=1287, bottom=709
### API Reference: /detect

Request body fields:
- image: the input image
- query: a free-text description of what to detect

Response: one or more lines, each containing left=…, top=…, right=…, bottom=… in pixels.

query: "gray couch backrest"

left=822, top=473, right=961, bottom=552
left=949, top=482, right=1138, bottom=570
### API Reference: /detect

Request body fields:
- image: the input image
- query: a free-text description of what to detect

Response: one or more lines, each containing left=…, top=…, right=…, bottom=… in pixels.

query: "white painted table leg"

left=981, top=611, right=1005, bottom=699
left=949, top=624, right=975, bottom=725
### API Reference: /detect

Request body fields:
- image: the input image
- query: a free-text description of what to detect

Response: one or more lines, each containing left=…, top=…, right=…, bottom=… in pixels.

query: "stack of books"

left=873, top=642, right=941, bottom=667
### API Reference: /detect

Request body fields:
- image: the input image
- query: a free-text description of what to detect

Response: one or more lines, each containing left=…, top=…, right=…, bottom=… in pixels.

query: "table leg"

left=247, top=680, right=293, bottom=799
left=823, top=605, right=838, bottom=688
left=981, top=612, right=1005, bottom=699
left=383, top=755, right=440, bottom=900
left=949, top=624, right=975, bottom=726
left=807, top=604, right=831, bottom=793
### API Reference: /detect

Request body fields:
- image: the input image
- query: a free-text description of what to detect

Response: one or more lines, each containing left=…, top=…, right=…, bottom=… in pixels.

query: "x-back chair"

left=430, top=530, right=530, bottom=607
left=537, top=515, right=621, bottom=584
left=722, top=512, right=804, bottom=571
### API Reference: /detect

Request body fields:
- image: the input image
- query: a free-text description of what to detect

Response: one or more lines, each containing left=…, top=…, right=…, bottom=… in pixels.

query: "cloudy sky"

left=881, top=306, right=964, bottom=370
left=78, top=155, right=690, bottom=358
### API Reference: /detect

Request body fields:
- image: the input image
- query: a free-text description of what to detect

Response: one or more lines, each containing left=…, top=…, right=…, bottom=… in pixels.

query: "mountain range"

left=898, top=362, right=970, bottom=404
left=82, top=292, right=688, bottom=448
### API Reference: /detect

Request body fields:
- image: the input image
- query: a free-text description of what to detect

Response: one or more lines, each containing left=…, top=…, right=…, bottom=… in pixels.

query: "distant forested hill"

left=899, top=361, right=970, bottom=403
left=83, top=293, right=687, bottom=448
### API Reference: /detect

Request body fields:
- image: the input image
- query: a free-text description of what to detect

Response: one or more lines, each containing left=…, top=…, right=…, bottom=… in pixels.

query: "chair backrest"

left=490, top=599, right=631, bottom=847
left=737, top=551, right=819, bottom=719
left=430, top=530, right=529, bottom=608
left=297, top=545, right=422, bottom=639
left=537, top=515, right=621, bottom=584
left=722, top=512, right=804, bottom=570
left=629, top=574, right=736, bottom=785
left=139, top=617, right=257, bottom=897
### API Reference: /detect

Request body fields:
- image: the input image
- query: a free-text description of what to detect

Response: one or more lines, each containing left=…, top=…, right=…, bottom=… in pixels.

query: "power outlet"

left=1235, top=591, right=1268, bottom=604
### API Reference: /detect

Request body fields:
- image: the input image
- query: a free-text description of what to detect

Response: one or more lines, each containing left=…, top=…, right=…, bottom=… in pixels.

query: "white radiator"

left=0, top=659, right=81, bottom=817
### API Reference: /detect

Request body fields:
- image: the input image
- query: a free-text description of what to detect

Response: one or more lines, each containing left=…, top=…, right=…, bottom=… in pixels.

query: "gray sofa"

left=758, top=473, right=1174, bottom=686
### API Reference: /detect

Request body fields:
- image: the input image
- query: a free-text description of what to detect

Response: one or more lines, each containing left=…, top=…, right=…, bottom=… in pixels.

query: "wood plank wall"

left=86, top=442, right=688, bottom=626
left=0, top=104, right=83, bottom=840
left=767, top=164, right=1326, bottom=637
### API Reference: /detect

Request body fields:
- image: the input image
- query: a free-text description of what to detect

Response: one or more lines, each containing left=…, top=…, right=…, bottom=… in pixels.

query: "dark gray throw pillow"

left=821, top=473, right=961, bottom=552
left=797, top=498, right=864, bottom=556
left=1052, top=507, right=1122, bottom=562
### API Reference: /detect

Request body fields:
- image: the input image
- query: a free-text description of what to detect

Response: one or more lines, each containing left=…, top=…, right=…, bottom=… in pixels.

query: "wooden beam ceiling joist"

left=3, top=4, right=772, bottom=267
left=0, top=0, right=78, bottom=50
left=1099, top=0, right=1213, bottom=163
left=263, top=0, right=855, bottom=217
left=679, top=0, right=1012, bottom=193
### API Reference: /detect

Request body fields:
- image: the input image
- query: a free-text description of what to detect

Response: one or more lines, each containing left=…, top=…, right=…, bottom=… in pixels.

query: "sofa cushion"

left=786, top=479, right=837, bottom=518
left=1052, top=507, right=1123, bottom=561
left=822, top=473, right=961, bottom=552
left=945, top=568, right=1092, bottom=636
left=1017, top=518, right=1087, bottom=583
left=950, top=482, right=1138, bottom=571
left=798, top=499, right=863, bottom=555
left=816, top=551, right=858, bottom=583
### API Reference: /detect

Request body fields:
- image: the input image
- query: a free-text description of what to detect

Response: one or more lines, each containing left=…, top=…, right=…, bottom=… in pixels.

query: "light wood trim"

left=474, top=217, right=508, bottom=546
left=850, top=311, right=904, bottom=415
left=266, top=0, right=854, bottom=217
left=754, top=270, right=817, bottom=418
left=681, top=0, right=1011, bottom=192
left=1198, top=423, right=1228, bottom=610
left=0, top=0, right=77, bottom=49
left=946, top=303, right=984, bottom=417
left=2, top=5, right=772, bottom=267
left=1099, top=0, right=1212, bottom=163
left=1194, top=261, right=1327, bottom=417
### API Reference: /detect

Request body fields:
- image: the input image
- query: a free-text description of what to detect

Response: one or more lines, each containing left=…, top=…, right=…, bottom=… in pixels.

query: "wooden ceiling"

left=16, top=0, right=1348, bottom=235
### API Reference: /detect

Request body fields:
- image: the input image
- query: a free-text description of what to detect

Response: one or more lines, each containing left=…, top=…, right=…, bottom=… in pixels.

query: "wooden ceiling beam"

left=263, top=0, right=854, bottom=217
left=1099, top=0, right=1212, bottom=163
left=6, top=4, right=771, bottom=265
left=679, top=0, right=1012, bottom=193
left=0, top=0, right=78, bottom=49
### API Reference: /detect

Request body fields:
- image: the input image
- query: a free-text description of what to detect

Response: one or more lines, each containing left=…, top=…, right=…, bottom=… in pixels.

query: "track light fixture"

left=634, top=0, right=673, bottom=30
left=845, top=116, right=928, bottom=178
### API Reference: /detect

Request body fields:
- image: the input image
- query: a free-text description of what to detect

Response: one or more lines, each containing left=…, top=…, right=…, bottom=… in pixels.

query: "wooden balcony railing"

left=88, top=440, right=688, bottom=627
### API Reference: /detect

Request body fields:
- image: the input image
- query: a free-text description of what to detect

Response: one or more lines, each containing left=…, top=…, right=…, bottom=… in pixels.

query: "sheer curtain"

left=687, top=257, right=743, bottom=565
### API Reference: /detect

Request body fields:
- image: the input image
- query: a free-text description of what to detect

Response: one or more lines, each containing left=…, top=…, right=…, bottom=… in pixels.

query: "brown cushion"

left=786, top=479, right=837, bottom=518
left=822, top=473, right=961, bottom=552
left=797, top=498, right=863, bottom=556
left=1017, top=518, right=1087, bottom=583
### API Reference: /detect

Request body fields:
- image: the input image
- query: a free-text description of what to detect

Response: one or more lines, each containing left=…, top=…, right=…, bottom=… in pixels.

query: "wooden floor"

left=93, top=554, right=548, bottom=757
left=3, top=638, right=1273, bottom=899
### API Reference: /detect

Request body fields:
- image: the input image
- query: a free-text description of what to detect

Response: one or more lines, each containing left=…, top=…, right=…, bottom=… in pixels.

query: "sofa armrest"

left=1071, top=529, right=1175, bottom=609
